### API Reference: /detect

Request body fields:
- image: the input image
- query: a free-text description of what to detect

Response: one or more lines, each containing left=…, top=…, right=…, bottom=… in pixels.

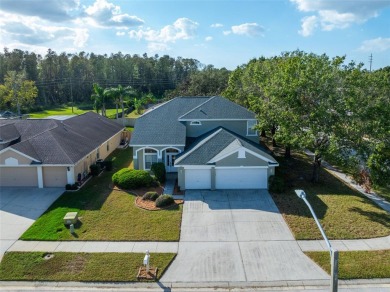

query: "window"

left=247, top=120, right=258, bottom=136
left=190, top=121, right=202, bottom=126
left=144, top=148, right=158, bottom=170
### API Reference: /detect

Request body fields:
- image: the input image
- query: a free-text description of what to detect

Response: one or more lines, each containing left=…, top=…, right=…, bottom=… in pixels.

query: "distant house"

left=0, top=112, right=125, bottom=188
left=130, top=96, right=278, bottom=190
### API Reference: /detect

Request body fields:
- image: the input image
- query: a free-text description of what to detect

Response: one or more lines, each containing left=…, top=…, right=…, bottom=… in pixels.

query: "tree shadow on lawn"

left=349, top=207, right=390, bottom=229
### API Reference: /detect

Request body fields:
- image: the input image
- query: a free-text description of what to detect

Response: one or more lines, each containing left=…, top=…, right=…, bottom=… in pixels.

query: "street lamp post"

left=295, top=189, right=338, bottom=292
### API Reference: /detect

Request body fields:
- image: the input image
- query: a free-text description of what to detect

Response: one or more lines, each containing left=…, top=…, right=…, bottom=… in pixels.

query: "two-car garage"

left=184, top=167, right=268, bottom=190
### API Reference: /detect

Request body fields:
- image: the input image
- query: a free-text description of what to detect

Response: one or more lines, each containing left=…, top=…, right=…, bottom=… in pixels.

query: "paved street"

left=161, top=190, right=328, bottom=282
left=0, top=187, right=63, bottom=260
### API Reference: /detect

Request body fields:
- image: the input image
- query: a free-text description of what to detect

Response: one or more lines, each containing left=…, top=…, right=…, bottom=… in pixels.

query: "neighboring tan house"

left=130, top=96, right=278, bottom=190
left=0, top=112, right=124, bottom=188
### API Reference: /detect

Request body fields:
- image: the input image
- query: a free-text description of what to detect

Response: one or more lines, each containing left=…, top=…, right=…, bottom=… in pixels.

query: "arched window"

left=144, top=148, right=158, bottom=170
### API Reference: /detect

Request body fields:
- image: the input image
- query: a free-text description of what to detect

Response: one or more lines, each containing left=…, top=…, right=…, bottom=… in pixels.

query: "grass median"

left=305, top=250, right=390, bottom=279
left=0, top=252, right=175, bottom=281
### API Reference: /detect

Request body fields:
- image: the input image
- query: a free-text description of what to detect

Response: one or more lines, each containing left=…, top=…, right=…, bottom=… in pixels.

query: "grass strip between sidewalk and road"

left=0, top=252, right=175, bottom=282
left=305, top=250, right=390, bottom=279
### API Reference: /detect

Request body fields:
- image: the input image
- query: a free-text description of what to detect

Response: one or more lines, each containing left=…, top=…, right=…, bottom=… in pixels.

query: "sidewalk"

left=7, top=240, right=178, bottom=253
left=303, top=150, right=390, bottom=213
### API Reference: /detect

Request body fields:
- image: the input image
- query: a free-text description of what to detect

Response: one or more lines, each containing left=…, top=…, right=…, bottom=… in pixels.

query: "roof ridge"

left=136, top=98, right=176, bottom=119
left=177, top=96, right=216, bottom=120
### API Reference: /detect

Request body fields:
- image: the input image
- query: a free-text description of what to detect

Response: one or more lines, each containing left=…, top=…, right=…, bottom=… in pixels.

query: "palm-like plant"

left=91, top=83, right=106, bottom=116
left=116, top=85, right=135, bottom=118
left=104, top=87, right=120, bottom=119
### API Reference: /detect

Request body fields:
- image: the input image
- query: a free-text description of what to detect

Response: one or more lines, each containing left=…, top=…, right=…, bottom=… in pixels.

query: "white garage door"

left=185, top=169, right=211, bottom=189
left=216, top=168, right=267, bottom=189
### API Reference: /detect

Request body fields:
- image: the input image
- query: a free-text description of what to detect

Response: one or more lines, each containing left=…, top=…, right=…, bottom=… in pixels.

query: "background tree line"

left=0, top=48, right=230, bottom=108
left=224, top=50, right=390, bottom=188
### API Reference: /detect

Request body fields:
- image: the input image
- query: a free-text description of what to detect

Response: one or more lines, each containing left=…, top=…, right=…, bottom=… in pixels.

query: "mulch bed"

left=137, top=266, right=158, bottom=280
left=135, top=197, right=183, bottom=211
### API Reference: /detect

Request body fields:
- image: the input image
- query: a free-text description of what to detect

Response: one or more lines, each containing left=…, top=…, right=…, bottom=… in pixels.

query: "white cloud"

left=211, top=23, right=223, bottom=28
left=223, top=30, right=231, bottom=36
left=0, top=0, right=79, bottom=22
left=226, top=23, right=264, bottom=37
left=129, top=18, right=199, bottom=43
left=147, top=42, right=170, bottom=53
left=299, top=15, right=318, bottom=36
left=116, top=31, right=126, bottom=36
left=0, top=11, right=88, bottom=48
left=84, top=0, right=144, bottom=28
left=291, top=0, right=390, bottom=36
left=205, top=36, right=213, bottom=41
left=358, top=37, right=390, bottom=52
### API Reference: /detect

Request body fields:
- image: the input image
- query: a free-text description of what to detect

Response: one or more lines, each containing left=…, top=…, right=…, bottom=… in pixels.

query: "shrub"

left=65, top=183, right=78, bottom=190
left=65, top=184, right=72, bottom=190
left=268, top=175, right=286, bottom=193
left=155, top=194, right=174, bottom=208
left=90, top=164, right=100, bottom=176
left=103, top=160, right=113, bottom=171
left=151, top=162, right=166, bottom=183
left=112, top=168, right=154, bottom=189
left=142, top=191, right=160, bottom=201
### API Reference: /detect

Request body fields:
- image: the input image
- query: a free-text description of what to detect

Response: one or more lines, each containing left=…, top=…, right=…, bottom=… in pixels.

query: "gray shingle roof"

left=130, top=96, right=211, bottom=146
left=0, top=112, right=124, bottom=164
left=0, top=123, right=20, bottom=142
left=175, top=127, right=277, bottom=166
left=179, top=96, right=255, bottom=120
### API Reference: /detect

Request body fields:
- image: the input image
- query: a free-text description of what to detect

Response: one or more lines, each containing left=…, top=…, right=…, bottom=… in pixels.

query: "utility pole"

left=369, top=54, right=373, bottom=72
left=70, top=77, right=74, bottom=113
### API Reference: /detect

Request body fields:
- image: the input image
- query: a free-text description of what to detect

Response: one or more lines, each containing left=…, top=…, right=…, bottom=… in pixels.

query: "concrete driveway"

left=0, top=187, right=63, bottom=260
left=162, top=190, right=328, bottom=282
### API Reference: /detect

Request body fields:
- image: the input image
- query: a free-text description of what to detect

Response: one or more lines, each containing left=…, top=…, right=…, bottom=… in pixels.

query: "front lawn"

left=305, top=250, right=390, bottom=279
left=20, top=147, right=182, bottom=241
left=270, top=152, right=390, bottom=240
left=29, top=106, right=88, bottom=118
left=126, top=109, right=144, bottom=118
left=0, top=252, right=175, bottom=281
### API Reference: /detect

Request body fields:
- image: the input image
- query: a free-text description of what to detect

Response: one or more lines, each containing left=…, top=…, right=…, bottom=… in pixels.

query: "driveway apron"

left=161, top=190, right=328, bottom=282
left=0, top=187, right=63, bottom=260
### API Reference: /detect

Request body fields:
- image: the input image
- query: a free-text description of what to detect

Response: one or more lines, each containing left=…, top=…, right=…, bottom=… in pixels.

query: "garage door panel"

left=185, top=169, right=211, bottom=189
left=0, top=167, right=38, bottom=187
left=216, top=168, right=267, bottom=189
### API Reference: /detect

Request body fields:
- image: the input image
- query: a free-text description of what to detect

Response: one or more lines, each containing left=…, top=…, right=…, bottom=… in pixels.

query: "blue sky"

left=0, top=0, right=389, bottom=70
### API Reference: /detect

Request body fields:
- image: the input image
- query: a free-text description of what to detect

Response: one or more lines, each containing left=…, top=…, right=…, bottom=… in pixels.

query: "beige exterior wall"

left=97, top=131, right=122, bottom=160
left=0, top=150, right=33, bottom=165
left=216, top=152, right=269, bottom=167
left=43, top=166, right=67, bottom=187
left=0, top=167, right=38, bottom=187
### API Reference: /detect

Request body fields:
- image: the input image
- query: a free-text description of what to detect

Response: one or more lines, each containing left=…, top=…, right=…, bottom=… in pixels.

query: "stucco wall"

left=43, top=166, right=67, bottom=187
left=133, top=146, right=185, bottom=170
left=216, top=152, right=269, bottom=167
left=0, top=150, right=33, bottom=165
left=185, top=120, right=258, bottom=143
left=0, top=167, right=38, bottom=187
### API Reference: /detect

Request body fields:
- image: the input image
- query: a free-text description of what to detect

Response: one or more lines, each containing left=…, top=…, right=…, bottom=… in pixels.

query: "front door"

left=166, top=153, right=177, bottom=172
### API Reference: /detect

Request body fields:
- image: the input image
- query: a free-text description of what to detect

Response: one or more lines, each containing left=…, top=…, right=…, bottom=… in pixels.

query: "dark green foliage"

left=90, top=164, right=100, bottom=176
left=368, top=143, right=390, bottom=187
left=268, top=175, right=286, bottom=193
left=112, top=168, right=154, bottom=189
left=155, top=194, right=174, bottom=208
left=151, top=162, right=166, bottom=183
left=142, top=191, right=160, bottom=201
left=102, top=160, right=113, bottom=171
left=65, top=184, right=78, bottom=190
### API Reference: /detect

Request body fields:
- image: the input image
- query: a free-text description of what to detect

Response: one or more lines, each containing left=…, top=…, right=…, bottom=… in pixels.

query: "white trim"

left=180, top=165, right=213, bottom=169
left=178, top=96, right=216, bottom=120
left=208, top=145, right=277, bottom=164
left=37, top=166, right=43, bottom=188
left=175, top=128, right=223, bottom=164
left=131, top=144, right=185, bottom=147
left=143, top=151, right=158, bottom=171
left=67, top=166, right=75, bottom=184
left=135, top=146, right=162, bottom=159
left=0, top=165, right=38, bottom=168
left=0, top=147, right=41, bottom=163
left=160, top=146, right=182, bottom=153
left=215, top=166, right=268, bottom=169
left=247, top=120, right=258, bottom=136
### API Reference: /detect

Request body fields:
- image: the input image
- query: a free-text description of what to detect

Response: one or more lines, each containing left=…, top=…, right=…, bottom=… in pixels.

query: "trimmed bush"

left=268, top=175, right=286, bottom=193
left=142, top=191, right=160, bottom=201
left=155, top=194, right=174, bottom=208
left=90, top=164, right=100, bottom=176
left=65, top=184, right=72, bottom=190
left=151, top=162, right=166, bottom=183
left=65, top=183, right=78, bottom=190
left=112, top=168, right=154, bottom=189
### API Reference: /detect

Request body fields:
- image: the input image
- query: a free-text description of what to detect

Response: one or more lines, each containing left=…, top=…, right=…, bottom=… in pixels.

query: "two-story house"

left=130, top=96, right=278, bottom=190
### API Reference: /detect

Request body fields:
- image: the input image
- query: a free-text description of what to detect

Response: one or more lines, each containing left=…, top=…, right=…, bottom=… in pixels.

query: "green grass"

left=29, top=107, right=88, bottom=118
left=270, top=152, right=390, bottom=240
left=20, top=147, right=182, bottom=241
left=305, top=250, right=390, bottom=279
left=0, top=252, right=175, bottom=281
left=126, top=126, right=134, bottom=132
left=126, top=109, right=143, bottom=118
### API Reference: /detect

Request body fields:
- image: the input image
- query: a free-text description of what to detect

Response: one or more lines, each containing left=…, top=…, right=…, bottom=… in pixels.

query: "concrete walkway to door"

left=161, top=190, right=329, bottom=283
